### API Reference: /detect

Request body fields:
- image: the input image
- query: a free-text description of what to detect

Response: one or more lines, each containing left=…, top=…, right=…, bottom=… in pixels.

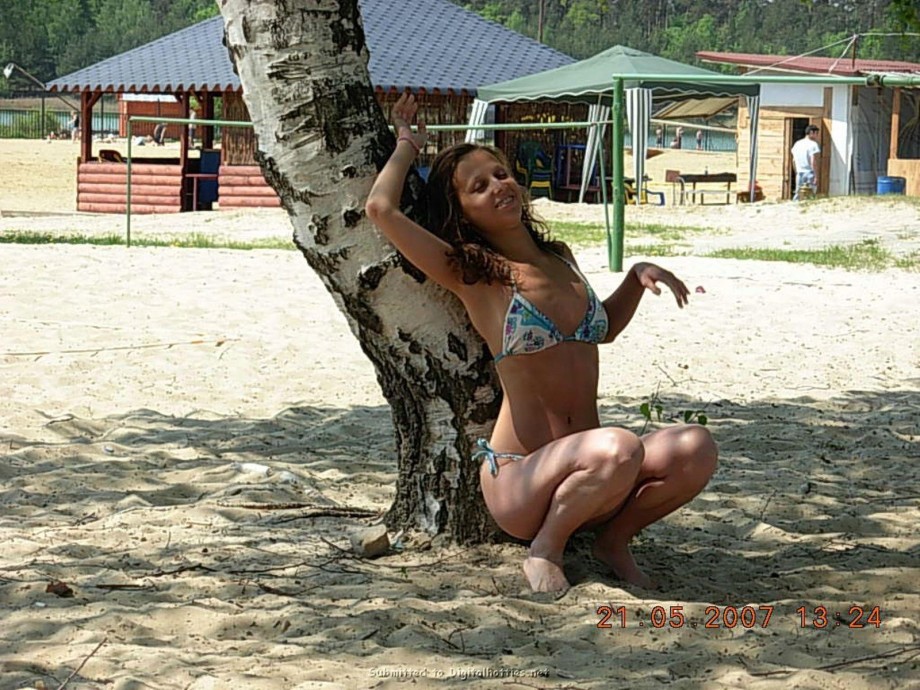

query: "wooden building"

left=45, top=0, right=573, bottom=214
left=699, top=51, right=920, bottom=201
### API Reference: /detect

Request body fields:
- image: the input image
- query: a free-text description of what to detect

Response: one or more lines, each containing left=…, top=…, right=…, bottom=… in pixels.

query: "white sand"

left=1, top=139, right=919, bottom=689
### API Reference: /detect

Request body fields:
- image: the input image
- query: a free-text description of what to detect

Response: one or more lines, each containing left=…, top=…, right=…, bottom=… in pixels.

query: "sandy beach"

left=1, top=138, right=919, bottom=689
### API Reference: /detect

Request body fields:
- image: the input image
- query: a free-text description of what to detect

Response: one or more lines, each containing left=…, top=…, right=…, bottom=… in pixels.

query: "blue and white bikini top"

left=493, top=252, right=609, bottom=363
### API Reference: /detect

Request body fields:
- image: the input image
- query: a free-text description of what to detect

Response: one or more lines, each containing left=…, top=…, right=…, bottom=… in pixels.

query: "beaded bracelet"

left=397, top=134, right=421, bottom=154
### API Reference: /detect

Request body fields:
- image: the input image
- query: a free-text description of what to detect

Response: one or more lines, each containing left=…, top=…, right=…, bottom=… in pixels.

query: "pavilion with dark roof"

left=46, top=0, right=573, bottom=213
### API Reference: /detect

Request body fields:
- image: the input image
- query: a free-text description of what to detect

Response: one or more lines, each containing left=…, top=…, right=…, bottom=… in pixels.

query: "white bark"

left=219, top=0, right=500, bottom=540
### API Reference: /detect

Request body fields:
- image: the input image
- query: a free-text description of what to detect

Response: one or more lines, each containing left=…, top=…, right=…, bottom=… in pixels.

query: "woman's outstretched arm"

left=601, top=262, right=689, bottom=342
left=365, top=93, right=463, bottom=292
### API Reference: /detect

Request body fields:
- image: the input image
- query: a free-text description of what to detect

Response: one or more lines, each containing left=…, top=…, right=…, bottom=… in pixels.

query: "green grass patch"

left=704, top=239, right=903, bottom=271
left=625, top=243, right=684, bottom=257
left=632, top=222, right=714, bottom=241
left=894, top=251, right=920, bottom=272
left=549, top=220, right=710, bottom=246
left=0, top=231, right=295, bottom=251
left=547, top=221, right=607, bottom=246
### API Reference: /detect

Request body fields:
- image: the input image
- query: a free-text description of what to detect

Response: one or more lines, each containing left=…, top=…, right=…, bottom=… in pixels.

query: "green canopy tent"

left=468, top=46, right=762, bottom=260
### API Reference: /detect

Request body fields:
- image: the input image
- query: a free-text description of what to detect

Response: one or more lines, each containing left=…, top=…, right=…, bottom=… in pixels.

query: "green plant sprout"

left=639, top=383, right=709, bottom=435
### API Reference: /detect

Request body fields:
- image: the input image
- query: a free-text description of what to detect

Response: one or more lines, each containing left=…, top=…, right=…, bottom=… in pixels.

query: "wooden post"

left=890, top=87, right=901, bottom=161
left=80, top=93, right=92, bottom=163
left=820, top=88, right=832, bottom=196
left=202, top=93, right=215, bottom=150
left=179, top=92, right=190, bottom=211
left=179, top=92, right=189, bottom=167
left=80, top=92, right=103, bottom=164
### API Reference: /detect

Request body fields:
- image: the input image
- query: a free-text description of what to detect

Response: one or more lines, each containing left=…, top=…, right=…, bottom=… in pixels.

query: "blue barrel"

left=877, top=176, right=906, bottom=195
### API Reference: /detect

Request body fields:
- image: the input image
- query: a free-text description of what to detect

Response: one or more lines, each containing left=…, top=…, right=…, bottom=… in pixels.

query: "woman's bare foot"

left=592, top=538, right=656, bottom=589
left=523, top=556, right=570, bottom=592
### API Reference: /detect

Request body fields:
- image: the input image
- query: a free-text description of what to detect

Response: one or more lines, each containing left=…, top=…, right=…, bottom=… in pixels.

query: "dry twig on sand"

left=56, top=637, right=107, bottom=690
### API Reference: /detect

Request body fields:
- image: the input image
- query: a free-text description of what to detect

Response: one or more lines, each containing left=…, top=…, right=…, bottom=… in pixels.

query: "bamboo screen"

left=376, top=91, right=475, bottom=167
left=221, top=91, right=256, bottom=166
left=499, top=101, right=592, bottom=176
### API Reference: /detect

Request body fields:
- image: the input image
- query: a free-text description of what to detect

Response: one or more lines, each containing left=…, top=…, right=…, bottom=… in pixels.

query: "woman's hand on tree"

left=392, top=92, right=428, bottom=151
left=632, top=262, right=690, bottom=308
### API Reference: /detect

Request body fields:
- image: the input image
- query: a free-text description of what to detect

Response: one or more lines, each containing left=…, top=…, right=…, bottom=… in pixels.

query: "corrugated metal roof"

left=47, top=0, right=573, bottom=94
left=697, top=51, right=920, bottom=76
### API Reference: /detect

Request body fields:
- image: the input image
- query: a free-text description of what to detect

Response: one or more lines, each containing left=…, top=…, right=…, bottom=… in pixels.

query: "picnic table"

left=677, top=172, right=737, bottom=205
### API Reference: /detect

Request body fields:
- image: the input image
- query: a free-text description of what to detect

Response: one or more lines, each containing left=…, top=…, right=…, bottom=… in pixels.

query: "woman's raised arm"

left=365, top=93, right=464, bottom=292
left=601, top=262, right=690, bottom=343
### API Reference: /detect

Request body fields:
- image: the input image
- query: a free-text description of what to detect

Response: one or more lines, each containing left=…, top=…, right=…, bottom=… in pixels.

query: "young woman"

left=365, top=94, right=718, bottom=592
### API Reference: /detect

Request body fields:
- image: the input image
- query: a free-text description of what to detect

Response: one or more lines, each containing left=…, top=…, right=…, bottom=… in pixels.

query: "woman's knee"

left=582, top=428, right=644, bottom=481
left=679, top=424, right=718, bottom=476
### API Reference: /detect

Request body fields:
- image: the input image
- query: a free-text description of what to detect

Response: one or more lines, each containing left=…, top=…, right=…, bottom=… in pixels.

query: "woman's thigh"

left=479, top=426, right=642, bottom=539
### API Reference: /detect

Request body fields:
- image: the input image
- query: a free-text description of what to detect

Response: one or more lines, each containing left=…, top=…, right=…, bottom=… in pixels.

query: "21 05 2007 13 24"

left=595, top=604, right=883, bottom=630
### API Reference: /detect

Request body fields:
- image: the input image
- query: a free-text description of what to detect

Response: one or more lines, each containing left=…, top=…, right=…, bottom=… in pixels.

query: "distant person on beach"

left=655, top=127, right=664, bottom=148
left=791, top=124, right=820, bottom=201
left=152, top=122, right=167, bottom=146
left=70, top=111, right=80, bottom=142
left=671, top=126, right=684, bottom=149
left=696, top=129, right=703, bottom=151
left=365, top=93, right=718, bottom=593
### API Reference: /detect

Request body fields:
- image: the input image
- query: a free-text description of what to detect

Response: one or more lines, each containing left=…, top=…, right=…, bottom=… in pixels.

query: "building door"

left=785, top=117, right=810, bottom=200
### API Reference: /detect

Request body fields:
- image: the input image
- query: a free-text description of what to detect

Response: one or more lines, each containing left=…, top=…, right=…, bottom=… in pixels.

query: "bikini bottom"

left=472, top=438, right=525, bottom=477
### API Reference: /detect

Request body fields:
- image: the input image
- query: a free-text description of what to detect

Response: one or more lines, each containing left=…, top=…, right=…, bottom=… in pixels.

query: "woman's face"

left=452, top=149, right=523, bottom=236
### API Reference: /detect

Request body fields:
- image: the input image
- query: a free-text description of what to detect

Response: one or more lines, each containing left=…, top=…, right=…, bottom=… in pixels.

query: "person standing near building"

left=188, top=108, right=198, bottom=148
left=791, top=125, right=820, bottom=201
left=671, top=126, right=684, bottom=149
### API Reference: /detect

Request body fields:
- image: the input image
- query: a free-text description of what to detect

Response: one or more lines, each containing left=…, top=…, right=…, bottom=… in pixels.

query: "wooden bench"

left=677, top=172, right=737, bottom=205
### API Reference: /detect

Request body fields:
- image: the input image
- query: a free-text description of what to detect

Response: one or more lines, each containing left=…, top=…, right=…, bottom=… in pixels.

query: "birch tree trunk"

left=219, top=0, right=501, bottom=542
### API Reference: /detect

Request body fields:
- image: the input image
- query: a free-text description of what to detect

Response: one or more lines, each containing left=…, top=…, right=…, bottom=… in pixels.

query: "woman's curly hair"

left=426, top=143, right=565, bottom=285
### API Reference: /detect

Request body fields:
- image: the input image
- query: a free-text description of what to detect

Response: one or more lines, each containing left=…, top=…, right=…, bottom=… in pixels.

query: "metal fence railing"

left=0, top=108, right=120, bottom=139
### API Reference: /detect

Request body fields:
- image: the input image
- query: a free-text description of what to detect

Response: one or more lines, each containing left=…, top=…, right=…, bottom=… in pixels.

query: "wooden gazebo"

left=46, top=1, right=573, bottom=214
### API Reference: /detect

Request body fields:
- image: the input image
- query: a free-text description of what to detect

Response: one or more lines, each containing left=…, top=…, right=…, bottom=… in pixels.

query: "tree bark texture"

left=219, top=0, right=502, bottom=542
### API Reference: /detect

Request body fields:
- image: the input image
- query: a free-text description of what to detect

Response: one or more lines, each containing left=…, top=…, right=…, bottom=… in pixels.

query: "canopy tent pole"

left=580, top=99, right=609, bottom=203
left=465, top=99, right=489, bottom=143
left=626, top=87, right=652, bottom=205
left=746, top=95, right=760, bottom=203
left=609, top=78, right=626, bottom=272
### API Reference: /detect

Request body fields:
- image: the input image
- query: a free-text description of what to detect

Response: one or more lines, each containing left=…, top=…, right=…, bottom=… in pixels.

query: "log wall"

left=118, top=100, right=186, bottom=139
left=218, top=165, right=281, bottom=209
left=77, top=161, right=182, bottom=213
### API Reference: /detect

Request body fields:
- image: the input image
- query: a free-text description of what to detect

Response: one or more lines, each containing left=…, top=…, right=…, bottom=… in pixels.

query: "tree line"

left=461, top=0, right=920, bottom=64
left=1, top=0, right=917, bottom=97
left=0, top=0, right=218, bottom=95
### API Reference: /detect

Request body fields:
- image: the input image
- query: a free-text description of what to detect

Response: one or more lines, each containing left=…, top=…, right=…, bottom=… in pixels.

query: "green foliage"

left=889, top=0, right=920, bottom=30
left=549, top=220, right=712, bottom=247
left=2, top=0, right=917, bottom=96
left=704, top=238, right=908, bottom=271
left=639, top=385, right=709, bottom=435
left=0, top=0, right=218, bottom=90
left=0, top=231, right=295, bottom=251
left=457, top=0, right=920, bottom=63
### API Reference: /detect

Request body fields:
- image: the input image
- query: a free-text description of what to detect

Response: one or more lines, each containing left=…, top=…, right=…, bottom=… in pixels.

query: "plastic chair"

left=516, top=140, right=553, bottom=198
left=624, top=178, right=665, bottom=206
left=98, top=149, right=125, bottom=163
left=665, top=169, right=681, bottom=205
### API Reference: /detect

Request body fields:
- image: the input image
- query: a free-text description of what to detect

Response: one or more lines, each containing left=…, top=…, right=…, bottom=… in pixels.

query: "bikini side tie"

left=472, top=438, right=524, bottom=477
